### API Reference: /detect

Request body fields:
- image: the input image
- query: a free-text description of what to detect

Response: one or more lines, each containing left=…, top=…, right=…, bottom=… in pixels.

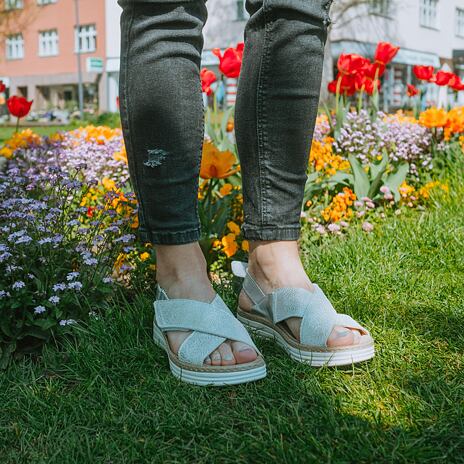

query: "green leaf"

left=368, top=148, right=389, bottom=199
left=384, top=163, right=409, bottom=202
left=348, top=154, right=370, bottom=199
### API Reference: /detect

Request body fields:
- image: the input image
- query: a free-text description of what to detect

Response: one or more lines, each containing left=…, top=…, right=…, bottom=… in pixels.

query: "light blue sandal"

left=231, top=260, right=375, bottom=367
left=152, top=283, right=267, bottom=386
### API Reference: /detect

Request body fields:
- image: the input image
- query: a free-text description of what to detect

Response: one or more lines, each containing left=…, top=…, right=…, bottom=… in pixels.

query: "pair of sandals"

left=153, top=260, right=375, bottom=386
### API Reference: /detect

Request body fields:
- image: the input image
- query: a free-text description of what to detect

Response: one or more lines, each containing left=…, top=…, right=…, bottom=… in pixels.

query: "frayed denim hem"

left=241, top=224, right=301, bottom=241
left=137, top=226, right=201, bottom=245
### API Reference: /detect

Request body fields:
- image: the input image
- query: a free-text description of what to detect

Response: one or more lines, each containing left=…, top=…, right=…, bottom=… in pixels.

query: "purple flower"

left=49, top=295, right=60, bottom=304
left=66, top=272, right=80, bottom=281
left=12, top=281, right=25, bottom=290
left=34, top=305, right=46, bottom=314
left=67, top=281, right=83, bottom=290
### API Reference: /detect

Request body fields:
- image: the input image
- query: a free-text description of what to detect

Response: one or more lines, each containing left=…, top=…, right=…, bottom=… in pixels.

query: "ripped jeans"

left=117, top=0, right=332, bottom=244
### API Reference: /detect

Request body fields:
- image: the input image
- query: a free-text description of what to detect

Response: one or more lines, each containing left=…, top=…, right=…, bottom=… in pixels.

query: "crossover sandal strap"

left=155, top=293, right=260, bottom=366
left=269, top=285, right=339, bottom=347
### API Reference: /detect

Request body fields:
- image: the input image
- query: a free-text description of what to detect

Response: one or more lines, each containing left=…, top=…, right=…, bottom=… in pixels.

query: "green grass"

left=0, top=125, right=73, bottom=144
left=1, top=168, right=464, bottom=463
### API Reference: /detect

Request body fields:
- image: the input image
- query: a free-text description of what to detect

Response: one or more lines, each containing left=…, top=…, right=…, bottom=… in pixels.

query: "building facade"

left=1, top=0, right=464, bottom=114
left=0, top=0, right=106, bottom=114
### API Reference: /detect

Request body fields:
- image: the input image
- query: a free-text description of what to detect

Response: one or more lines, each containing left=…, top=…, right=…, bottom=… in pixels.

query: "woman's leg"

left=118, top=0, right=256, bottom=364
left=235, top=0, right=361, bottom=346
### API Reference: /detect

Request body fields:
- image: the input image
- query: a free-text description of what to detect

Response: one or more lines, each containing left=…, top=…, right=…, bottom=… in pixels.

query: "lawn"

left=1, top=161, right=463, bottom=462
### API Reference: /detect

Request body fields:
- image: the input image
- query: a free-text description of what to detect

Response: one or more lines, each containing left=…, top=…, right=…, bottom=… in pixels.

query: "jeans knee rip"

left=143, top=148, right=168, bottom=168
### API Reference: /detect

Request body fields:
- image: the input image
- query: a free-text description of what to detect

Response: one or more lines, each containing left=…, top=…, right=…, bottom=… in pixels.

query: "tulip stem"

left=15, top=116, right=20, bottom=133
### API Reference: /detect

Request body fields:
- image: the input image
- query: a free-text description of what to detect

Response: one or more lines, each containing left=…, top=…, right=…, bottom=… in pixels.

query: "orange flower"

left=200, top=140, right=239, bottom=179
left=321, top=188, right=356, bottom=223
left=227, top=221, right=241, bottom=235
left=444, top=106, right=464, bottom=139
left=219, top=183, right=233, bottom=196
left=221, top=233, right=238, bottom=257
left=241, top=239, right=249, bottom=252
left=418, top=107, right=448, bottom=128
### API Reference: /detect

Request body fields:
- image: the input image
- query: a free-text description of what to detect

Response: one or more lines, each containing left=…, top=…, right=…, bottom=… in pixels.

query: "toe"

left=231, top=341, right=258, bottom=364
left=327, top=326, right=356, bottom=348
left=210, top=349, right=222, bottom=366
left=218, top=343, right=236, bottom=366
left=204, top=356, right=212, bottom=365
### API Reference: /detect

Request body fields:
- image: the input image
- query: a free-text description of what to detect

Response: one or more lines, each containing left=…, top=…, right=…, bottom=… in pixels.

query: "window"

left=457, top=8, right=464, bottom=37
left=37, top=0, right=57, bottom=4
left=74, top=24, right=96, bottom=53
left=39, top=29, right=59, bottom=56
left=369, top=0, right=391, bottom=16
left=236, top=0, right=248, bottom=20
left=6, top=33, right=24, bottom=60
left=4, top=0, right=24, bottom=10
left=419, top=0, right=438, bottom=29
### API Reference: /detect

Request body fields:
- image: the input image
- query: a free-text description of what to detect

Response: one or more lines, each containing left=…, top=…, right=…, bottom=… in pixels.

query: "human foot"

left=155, top=243, right=257, bottom=366
left=238, top=241, right=365, bottom=348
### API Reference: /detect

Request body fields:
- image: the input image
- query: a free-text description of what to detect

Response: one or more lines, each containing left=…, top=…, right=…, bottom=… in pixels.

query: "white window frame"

left=74, top=24, right=97, bottom=53
left=39, top=29, right=59, bottom=57
left=4, top=0, right=24, bottom=10
left=419, top=0, right=439, bottom=29
left=456, top=7, right=464, bottom=37
left=6, top=33, right=24, bottom=60
left=368, top=0, right=391, bottom=17
left=37, top=0, right=57, bottom=4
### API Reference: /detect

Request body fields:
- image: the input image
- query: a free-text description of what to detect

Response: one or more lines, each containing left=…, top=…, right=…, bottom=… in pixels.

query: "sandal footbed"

left=237, top=307, right=374, bottom=353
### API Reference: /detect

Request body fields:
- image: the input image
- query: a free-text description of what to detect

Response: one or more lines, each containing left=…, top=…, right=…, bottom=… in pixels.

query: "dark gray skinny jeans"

left=117, top=0, right=333, bottom=244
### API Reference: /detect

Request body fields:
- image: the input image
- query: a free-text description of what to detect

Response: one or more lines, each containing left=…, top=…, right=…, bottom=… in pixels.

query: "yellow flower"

left=113, top=144, right=128, bottom=164
left=139, top=252, right=150, bottom=261
left=200, top=140, right=239, bottom=179
left=227, top=221, right=241, bottom=235
left=418, top=107, right=448, bottom=128
left=221, top=233, right=238, bottom=257
left=241, top=239, right=249, bottom=252
left=219, top=183, right=233, bottom=196
left=101, top=177, right=117, bottom=191
left=309, top=137, right=349, bottom=176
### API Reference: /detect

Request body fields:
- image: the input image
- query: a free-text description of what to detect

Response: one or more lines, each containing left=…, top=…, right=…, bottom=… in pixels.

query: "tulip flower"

left=448, top=74, right=464, bottom=91
left=0, top=80, right=5, bottom=93
left=212, top=43, right=244, bottom=78
left=413, top=65, right=434, bottom=81
left=433, top=70, right=454, bottom=86
left=374, top=42, right=399, bottom=66
left=407, top=84, right=419, bottom=97
left=200, top=68, right=217, bottom=96
left=337, top=53, right=370, bottom=76
left=6, top=95, right=33, bottom=132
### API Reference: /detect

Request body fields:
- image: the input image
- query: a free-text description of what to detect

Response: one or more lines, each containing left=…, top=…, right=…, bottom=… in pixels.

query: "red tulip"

left=448, top=74, right=464, bottom=91
left=328, top=79, right=338, bottom=94
left=337, top=53, right=370, bottom=76
left=433, top=70, right=454, bottom=86
left=365, top=61, right=386, bottom=79
left=374, top=41, right=399, bottom=66
left=116, top=96, right=120, bottom=108
left=7, top=95, right=33, bottom=118
left=200, top=68, right=217, bottom=96
left=406, top=84, right=419, bottom=97
left=364, top=78, right=381, bottom=96
left=0, top=81, right=5, bottom=93
left=212, top=43, right=244, bottom=78
left=413, top=65, right=434, bottom=81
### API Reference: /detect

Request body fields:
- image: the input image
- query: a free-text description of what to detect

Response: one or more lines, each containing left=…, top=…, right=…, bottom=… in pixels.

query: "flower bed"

left=0, top=40, right=463, bottom=364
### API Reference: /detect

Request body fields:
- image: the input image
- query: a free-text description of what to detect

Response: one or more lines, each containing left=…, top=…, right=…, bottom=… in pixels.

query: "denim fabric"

left=118, top=0, right=333, bottom=245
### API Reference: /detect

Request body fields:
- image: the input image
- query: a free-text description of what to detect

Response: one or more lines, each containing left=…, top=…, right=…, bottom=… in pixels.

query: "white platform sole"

left=153, top=323, right=267, bottom=386
left=238, top=314, right=375, bottom=367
